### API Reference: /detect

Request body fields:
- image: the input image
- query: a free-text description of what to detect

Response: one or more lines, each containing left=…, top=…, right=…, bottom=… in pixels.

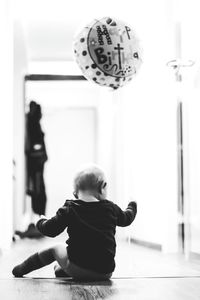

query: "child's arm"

left=36, top=204, right=70, bottom=237
left=114, top=201, right=137, bottom=227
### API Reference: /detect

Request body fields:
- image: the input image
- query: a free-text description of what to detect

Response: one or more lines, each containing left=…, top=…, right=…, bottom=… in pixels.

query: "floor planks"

left=0, top=277, right=200, bottom=300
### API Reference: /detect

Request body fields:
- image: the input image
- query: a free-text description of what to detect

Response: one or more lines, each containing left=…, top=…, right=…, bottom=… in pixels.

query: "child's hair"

left=73, top=164, right=107, bottom=200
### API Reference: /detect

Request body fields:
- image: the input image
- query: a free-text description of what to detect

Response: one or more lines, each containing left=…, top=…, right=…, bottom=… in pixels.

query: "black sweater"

left=36, top=199, right=137, bottom=274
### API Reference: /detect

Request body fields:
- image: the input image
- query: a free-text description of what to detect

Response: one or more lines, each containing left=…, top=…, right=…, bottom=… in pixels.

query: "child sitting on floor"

left=12, top=164, right=137, bottom=280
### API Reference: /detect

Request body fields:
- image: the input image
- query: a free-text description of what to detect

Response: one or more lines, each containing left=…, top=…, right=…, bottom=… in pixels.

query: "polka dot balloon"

left=73, top=17, right=142, bottom=89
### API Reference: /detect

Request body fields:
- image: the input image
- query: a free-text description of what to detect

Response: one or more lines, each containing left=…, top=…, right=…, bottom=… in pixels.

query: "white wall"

left=122, top=74, right=178, bottom=251
left=0, top=0, right=13, bottom=248
left=13, top=20, right=28, bottom=230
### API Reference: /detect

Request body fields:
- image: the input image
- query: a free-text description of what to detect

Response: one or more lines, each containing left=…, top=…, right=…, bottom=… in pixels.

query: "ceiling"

left=13, top=0, right=161, bottom=62
left=23, top=20, right=76, bottom=61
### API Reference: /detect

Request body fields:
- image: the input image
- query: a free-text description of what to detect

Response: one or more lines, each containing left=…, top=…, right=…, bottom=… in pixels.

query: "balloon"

left=73, top=17, right=142, bottom=89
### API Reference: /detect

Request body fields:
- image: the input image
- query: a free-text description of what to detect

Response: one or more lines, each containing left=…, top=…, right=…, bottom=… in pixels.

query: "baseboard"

left=128, top=237, right=162, bottom=251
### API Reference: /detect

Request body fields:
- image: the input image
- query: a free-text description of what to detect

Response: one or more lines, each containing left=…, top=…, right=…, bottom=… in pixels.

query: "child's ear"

left=98, top=181, right=107, bottom=193
left=102, top=182, right=107, bottom=189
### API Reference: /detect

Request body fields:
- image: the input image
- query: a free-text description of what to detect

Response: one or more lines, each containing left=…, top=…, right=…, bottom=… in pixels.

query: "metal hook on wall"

left=166, top=59, right=195, bottom=82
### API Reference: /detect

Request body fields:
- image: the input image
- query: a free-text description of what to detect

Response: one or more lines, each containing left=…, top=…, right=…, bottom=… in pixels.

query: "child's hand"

left=128, top=201, right=137, bottom=211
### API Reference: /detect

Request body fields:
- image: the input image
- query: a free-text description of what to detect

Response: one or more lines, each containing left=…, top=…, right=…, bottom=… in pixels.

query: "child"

left=12, top=164, right=137, bottom=280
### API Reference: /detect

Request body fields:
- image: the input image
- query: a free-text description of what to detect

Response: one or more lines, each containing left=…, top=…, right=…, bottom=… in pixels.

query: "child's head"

left=73, top=164, right=107, bottom=200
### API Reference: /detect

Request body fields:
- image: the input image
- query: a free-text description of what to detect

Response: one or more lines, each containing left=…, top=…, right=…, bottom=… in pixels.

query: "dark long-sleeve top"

left=36, top=199, right=137, bottom=274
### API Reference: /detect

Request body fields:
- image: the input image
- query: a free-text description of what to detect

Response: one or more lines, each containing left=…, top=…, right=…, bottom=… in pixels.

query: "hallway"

left=1, top=0, right=200, bottom=299
left=1, top=237, right=200, bottom=299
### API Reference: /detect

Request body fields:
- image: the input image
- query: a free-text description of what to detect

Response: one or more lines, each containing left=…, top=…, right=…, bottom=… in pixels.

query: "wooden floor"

left=0, top=235, right=200, bottom=299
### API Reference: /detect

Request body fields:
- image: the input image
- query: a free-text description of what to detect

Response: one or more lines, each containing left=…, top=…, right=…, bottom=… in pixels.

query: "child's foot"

left=12, top=253, right=42, bottom=277
left=12, top=265, right=24, bottom=277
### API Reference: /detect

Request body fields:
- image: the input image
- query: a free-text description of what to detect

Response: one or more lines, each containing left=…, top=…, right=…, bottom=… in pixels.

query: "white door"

left=42, top=107, right=97, bottom=217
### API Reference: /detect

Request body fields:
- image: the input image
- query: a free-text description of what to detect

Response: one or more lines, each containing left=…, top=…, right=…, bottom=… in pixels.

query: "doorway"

left=24, top=76, right=98, bottom=218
